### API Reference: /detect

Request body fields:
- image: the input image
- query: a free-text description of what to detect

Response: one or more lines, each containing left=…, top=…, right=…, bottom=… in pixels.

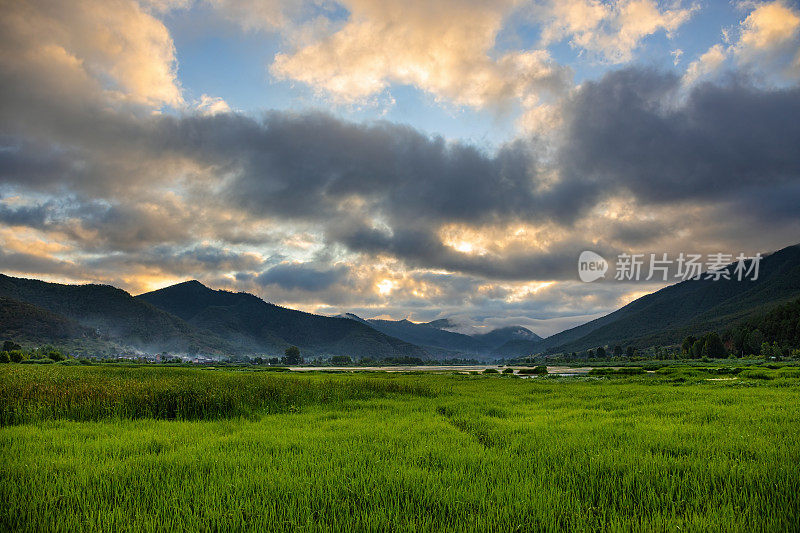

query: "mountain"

left=136, top=281, right=430, bottom=359
left=335, top=314, right=544, bottom=359
left=0, top=274, right=230, bottom=354
left=0, top=296, right=93, bottom=342
left=423, top=318, right=457, bottom=330
left=352, top=316, right=490, bottom=357
left=472, top=326, right=542, bottom=350
left=530, top=243, right=800, bottom=355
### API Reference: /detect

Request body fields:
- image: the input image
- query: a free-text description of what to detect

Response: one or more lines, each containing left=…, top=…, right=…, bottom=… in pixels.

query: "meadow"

left=2, top=365, right=799, bottom=532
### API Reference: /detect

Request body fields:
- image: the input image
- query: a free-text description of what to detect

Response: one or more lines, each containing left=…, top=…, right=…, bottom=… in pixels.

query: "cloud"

left=733, top=0, right=800, bottom=80
left=535, top=0, right=697, bottom=63
left=3, top=67, right=799, bottom=287
left=559, top=68, right=800, bottom=206
left=195, top=94, right=231, bottom=115
left=256, top=262, right=351, bottom=291
left=682, top=44, right=726, bottom=85
left=681, top=1, right=800, bottom=87
left=0, top=0, right=183, bottom=109
left=270, top=0, right=571, bottom=109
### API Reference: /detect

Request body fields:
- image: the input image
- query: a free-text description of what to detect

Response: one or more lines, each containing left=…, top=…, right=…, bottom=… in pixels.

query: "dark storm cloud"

left=328, top=221, right=595, bottom=281
left=84, top=245, right=265, bottom=275
left=560, top=68, right=800, bottom=206
left=2, top=62, right=800, bottom=285
left=0, top=248, right=76, bottom=276
left=0, top=201, right=51, bottom=227
left=256, top=262, right=351, bottom=291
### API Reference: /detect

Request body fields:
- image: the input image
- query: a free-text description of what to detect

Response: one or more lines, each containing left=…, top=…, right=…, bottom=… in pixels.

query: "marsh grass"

left=0, top=366, right=434, bottom=425
left=2, top=365, right=799, bottom=531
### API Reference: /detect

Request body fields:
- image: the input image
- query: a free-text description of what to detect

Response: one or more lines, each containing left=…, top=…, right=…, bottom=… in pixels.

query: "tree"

left=9, top=350, right=23, bottom=363
left=2, top=340, right=21, bottom=352
left=760, top=341, right=772, bottom=357
left=681, top=336, right=696, bottom=355
left=596, top=346, right=606, bottom=358
left=704, top=332, right=727, bottom=358
left=331, top=355, right=351, bottom=365
left=730, top=328, right=747, bottom=356
left=283, top=346, right=302, bottom=365
left=690, top=339, right=704, bottom=359
left=613, top=345, right=623, bottom=357
left=0, top=352, right=8, bottom=363
left=746, top=329, right=763, bottom=355
left=626, top=345, right=635, bottom=358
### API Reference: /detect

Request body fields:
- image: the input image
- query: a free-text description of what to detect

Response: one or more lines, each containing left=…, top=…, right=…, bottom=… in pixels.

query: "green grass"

left=2, top=366, right=799, bottom=531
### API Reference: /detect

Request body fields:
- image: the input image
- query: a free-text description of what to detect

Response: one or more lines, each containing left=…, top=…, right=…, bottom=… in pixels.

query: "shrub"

left=518, top=366, right=547, bottom=375
left=502, top=368, right=514, bottom=374
left=482, top=368, right=499, bottom=374
left=616, top=367, right=645, bottom=375
left=0, top=353, right=9, bottom=363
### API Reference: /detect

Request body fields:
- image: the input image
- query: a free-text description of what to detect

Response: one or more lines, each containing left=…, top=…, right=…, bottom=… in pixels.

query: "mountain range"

left=1, top=243, right=798, bottom=359
left=336, top=313, right=541, bottom=357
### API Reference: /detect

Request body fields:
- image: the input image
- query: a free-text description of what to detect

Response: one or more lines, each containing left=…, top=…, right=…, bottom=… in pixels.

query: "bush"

left=502, top=368, right=514, bottom=374
left=518, top=366, right=548, bottom=375
left=0, top=353, right=9, bottom=364
left=616, top=367, right=645, bottom=375
left=482, top=368, right=499, bottom=374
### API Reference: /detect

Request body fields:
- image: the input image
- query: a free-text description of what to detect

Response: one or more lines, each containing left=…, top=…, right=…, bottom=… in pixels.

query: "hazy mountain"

left=531, top=243, right=800, bottom=354
left=0, top=274, right=230, bottom=354
left=335, top=314, right=544, bottom=358
left=472, top=326, right=542, bottom=350
left=137, top=281, right=430, bottom=359
left=356, top=316, right=490, bottom=357
left=423, top=318, right=457, bottom=330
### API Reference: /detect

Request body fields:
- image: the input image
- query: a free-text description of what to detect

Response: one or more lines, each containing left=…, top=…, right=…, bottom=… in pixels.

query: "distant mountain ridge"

left=340, top=314, right=492, bottom=357
left=336, top=314, right=543, bottom=359
left=512, top=243, right=800, bottom=356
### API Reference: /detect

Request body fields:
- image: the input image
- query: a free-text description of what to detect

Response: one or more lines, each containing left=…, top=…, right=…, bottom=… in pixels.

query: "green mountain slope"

left=0, top=274, right=232, bottom=354
left=535, top=243, right=800, bottom=354
left=0, top=296, right=92, bottom=342
left=137, top=281, right=431, bottom=359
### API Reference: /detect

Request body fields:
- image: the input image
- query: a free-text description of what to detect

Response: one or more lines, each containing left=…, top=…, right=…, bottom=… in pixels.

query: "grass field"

left=2, top=365, right=799, bottom=531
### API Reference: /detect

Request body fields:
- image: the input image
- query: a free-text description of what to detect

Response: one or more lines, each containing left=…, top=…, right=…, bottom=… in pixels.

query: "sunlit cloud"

left=534, top=0, right=697, bottom=63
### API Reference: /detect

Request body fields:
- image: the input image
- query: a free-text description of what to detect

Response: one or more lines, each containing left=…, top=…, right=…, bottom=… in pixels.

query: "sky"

left=1, top=0, right=799, bottom=337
